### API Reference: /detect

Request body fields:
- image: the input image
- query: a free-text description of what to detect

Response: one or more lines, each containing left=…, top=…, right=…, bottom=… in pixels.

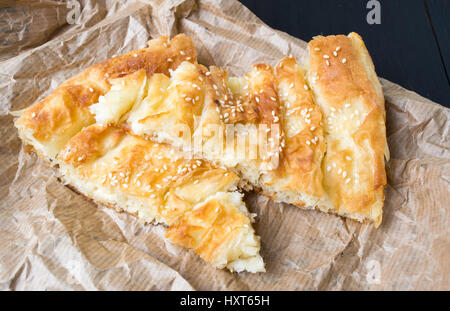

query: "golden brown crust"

left=308, top=33, right=387, bottom=226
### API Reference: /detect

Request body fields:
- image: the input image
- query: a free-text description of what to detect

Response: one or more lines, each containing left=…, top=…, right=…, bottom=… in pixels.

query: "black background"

left=239, top=0, right=450, bottom=107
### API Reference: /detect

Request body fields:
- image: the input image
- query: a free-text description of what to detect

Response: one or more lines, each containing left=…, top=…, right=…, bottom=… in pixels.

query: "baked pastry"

left=14, top=34, right=264, bottom=272
left=57, top=124, right=264, bottom=272
left=14, top=32, right=388, bottom=274
left=307, top=33, right=388, bottom=226
left=15, top=34, right=197, bottom=161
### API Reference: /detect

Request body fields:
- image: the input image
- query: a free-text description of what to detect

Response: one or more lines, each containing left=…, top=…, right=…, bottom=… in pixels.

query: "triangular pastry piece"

left=57, top=124, right=264, bottom=272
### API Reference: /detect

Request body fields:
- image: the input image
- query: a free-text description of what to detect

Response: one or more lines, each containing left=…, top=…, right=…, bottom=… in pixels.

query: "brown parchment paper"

left=0, top=0, right=449, bottom=291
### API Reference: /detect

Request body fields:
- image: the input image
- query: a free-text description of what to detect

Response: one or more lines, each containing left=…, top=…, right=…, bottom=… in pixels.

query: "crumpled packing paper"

left=0, top=0, right=448, bottom=290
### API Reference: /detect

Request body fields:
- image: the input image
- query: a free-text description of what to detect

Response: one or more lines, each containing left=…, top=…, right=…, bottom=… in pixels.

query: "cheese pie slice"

left=57, top=124, right=264, bottom=272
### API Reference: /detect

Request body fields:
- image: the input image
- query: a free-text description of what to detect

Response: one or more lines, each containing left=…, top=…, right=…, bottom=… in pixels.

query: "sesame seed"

left=193, top=180, right=199, bottom=184
left=345, top=178, right=351, bottom=184
left=327, top=166, right=331, bottom=171
left=180, top=50, right=185, bottom=55
left=346, top=156, right=352, bottom=161
left=133, top=53, right=138, bottom=57
left=314, top=47, right=321, bottom=51
left=310, top=126, right=316, bottom=131
left=326, top=60, right=330, bottom=66
left=304, top=84, right=309, bottom=90
left=167, top=58, right=173, bottom=62
left=289, top=83, right=294, bottom=88
left=255, top=97, right=260, bottom=103
left=270, top=96, right=276, bottom=101
left=333, top=51, right=338, bottom=57
left=342, top=58, right=347, bottom=63
left=306, top=140, right=311, bottom=145
left=186, top=56, right=192, bottom=60
left=205, top=71, right=211, bottom=76
left=345, top=103, right=351, bottom=108
left=31, top=112, right=36, bottom=118
left=336, top=47, right=341, bottom=51
left=323, top=54, right=330, bottom=59
left=331, top=107, right=336, bottom=112
left=89, top=87, right=94, bottom=92
left=343, top=171, right=347, bottom=178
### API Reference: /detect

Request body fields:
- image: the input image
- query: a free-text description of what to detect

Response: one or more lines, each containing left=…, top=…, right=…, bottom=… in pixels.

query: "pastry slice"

left=56, top=124, right=264, bottom=272
left=15, top=34, right=197, bottom=161
left=307, top=32, right=389, bottom=226
left=91, top=33, right=387, bottom=226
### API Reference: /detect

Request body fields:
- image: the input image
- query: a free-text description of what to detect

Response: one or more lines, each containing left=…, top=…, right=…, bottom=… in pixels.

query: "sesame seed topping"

left=205, top=71, right=211, bottom=76
left=345, top=178, right=351, bottom=184
left=327, top=166, right=331, bottom=171
left=346, top=156, right=352, bottom=161
left=89, top=87, right=94, bottom=92
left=326, top=60, right=330, bottom=66
left=342, top=58, right=347, bottom=64
left=333, top=51, right=338, bottom=57
left=310, top=126, right=316, bottom=131
left=167, top=58, right=173, bottom=62
left=133, top=53, right=138, bottom=57
left=323, top=54, right=330, bottom=59
left=304, top=84, right=309, bottom=90
left=31, top=112, right=36, bottom=118
left=345, top=103, right=351, bottom=108
left=314, top=47, right=321, bottom=51
left=289, top=83, right=294, bottom=88
left=180, top=50, right=185, bottom=55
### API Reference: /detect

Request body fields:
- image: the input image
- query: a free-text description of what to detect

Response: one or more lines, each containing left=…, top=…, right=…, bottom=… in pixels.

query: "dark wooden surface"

left=240, top=0, right=450, bottom=107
